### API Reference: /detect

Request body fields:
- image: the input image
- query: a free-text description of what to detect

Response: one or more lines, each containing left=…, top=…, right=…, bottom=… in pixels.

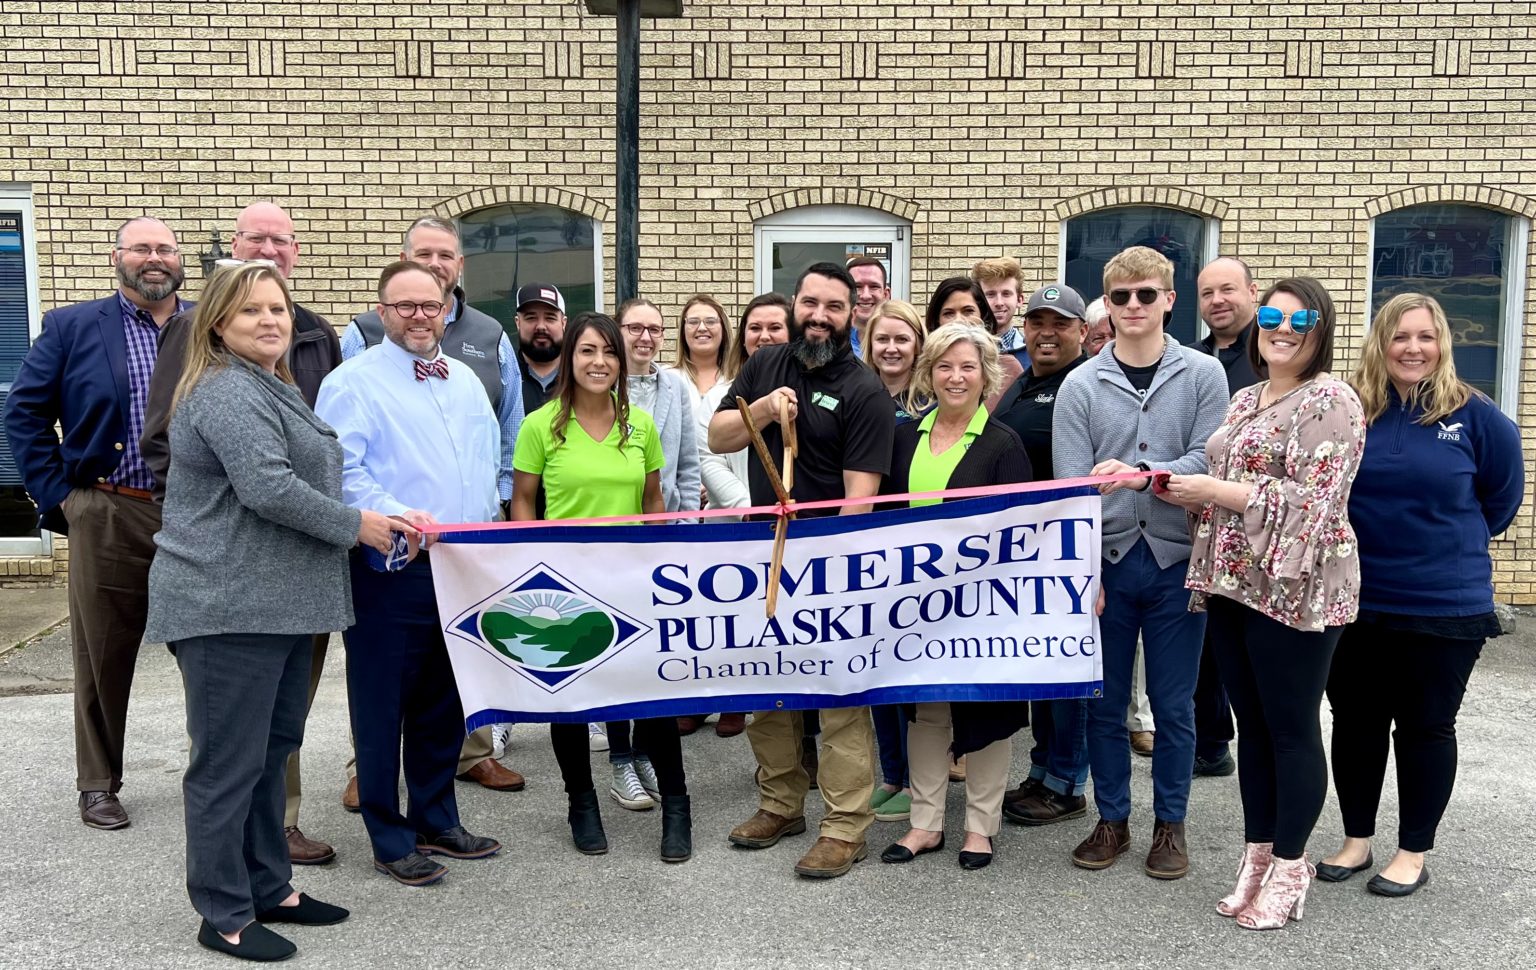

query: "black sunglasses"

left=1107, top=287, right=1167, bottom=307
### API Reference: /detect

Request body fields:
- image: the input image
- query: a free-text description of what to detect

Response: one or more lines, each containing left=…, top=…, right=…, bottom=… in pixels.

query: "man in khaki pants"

left=708, top=262, right=895, bottom=878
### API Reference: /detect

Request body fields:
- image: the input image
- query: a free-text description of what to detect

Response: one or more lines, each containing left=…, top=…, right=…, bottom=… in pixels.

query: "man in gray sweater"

left=1052, top=246, right=1230, bottom=881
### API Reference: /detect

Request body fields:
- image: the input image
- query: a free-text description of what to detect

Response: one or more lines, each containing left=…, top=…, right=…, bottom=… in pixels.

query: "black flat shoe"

left=958, top=850, right=993, bottom=870
left=1317, top=851, right=1374, bottom=883
left=256, top=893, right=349, bottom=926
left=197, top=919, right=296, bottom=962
left=880, top=834, right=944, bottom=864
left=1368, top=865, right=1430, bottom=897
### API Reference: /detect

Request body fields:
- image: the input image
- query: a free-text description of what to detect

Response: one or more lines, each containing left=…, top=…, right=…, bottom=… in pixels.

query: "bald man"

left=141, top=202, right=345, bottom=866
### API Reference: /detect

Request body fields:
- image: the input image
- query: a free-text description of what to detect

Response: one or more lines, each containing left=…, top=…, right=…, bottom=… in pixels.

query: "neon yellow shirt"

left=513, top=401, right=664, bottom=521
left=908, top=405, right=989, bottom=507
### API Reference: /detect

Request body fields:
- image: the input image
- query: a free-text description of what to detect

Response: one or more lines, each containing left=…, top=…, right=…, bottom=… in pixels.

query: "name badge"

left=812, top=392, right=840, bottom=412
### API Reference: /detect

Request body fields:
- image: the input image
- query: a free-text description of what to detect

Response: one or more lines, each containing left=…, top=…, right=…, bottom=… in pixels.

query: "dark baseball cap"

left=1024, top=284, right=1087, bottom=321
left=515, top=283, right=566, bottom=314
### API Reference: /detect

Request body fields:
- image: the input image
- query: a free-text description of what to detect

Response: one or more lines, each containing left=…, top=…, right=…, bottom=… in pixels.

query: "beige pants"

left=282, top=633, right=332, bottom=828
left=748, top=707, right=874, bottom=842
left=1126, top=641, right=1155, bottom=732
left=343, top=726, right=495, bottom=780
left=907, top=703, right=1012, bottom=837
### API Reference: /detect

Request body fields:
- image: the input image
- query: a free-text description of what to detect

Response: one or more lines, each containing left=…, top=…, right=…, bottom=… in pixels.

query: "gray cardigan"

left=146, top=357, right=362, bottom=644
left=628, top=365, right=702, bottom=515
left=1052, top=335, right=1230, bottom=569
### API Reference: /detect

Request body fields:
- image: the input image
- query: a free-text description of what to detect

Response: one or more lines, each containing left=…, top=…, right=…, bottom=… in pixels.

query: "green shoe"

left=875, top=791, right=912, bottom=822
left=870, top=787, right=895, bottom=811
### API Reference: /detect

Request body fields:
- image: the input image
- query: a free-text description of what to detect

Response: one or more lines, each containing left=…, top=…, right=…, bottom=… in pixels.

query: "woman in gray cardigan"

left=145, top=261, right=402, bottom=963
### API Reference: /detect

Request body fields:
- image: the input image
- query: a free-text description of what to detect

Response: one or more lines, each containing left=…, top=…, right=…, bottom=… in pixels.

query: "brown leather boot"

left=1071, top=818, right=1131, bottom=870
left=793, top=836, right=868, bottom=878
left=341, top=777, right=360, bottom=813
left=1145, top=819, right=1190, bottom=879
left=728, top=809, right=807, bottom=849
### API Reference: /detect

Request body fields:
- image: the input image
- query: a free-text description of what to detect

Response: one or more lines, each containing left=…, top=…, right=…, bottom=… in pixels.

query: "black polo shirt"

left=1198, top=323, right=1262, bottom=396
left=716, top=343, right=895, bottom=518
left=994, top=354, right=1088, bottom=479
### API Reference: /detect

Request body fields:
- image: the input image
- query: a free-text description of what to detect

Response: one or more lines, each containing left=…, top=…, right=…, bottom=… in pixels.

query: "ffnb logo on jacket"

left=459, top=342, right=488, bottom=359
left=1437, top=421, right=1464, bottom=442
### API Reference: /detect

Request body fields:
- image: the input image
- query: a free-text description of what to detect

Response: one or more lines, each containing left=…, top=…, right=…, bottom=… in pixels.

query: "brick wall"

left=3, top=1, right=1535, bottom=598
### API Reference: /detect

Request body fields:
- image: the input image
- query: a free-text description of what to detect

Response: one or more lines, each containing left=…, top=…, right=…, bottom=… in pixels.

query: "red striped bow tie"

left=414, top=358, right=449, bottom=381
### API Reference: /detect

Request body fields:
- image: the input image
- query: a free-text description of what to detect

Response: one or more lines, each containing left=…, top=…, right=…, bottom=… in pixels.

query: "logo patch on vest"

left=459, top=342, right=487, bottom=359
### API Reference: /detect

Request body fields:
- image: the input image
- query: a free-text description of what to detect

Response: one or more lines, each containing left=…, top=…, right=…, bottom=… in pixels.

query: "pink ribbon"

left=417, top=470, right=1156, bottom=536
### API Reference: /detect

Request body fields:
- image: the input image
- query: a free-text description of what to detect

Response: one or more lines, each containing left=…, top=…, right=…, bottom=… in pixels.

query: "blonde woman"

left=146, top=262, right=403, bottom=961
left=673, top=293, right=733, bottom=405
left=878, top=323, right=1033, bottom=870
left=861, top=299, right=931, bottom=425
left=1320, top=294, right=1523, bottom=897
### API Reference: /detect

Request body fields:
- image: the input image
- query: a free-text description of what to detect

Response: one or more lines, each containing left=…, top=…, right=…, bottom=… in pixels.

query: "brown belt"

left=93, top=483, right=154, bottom=502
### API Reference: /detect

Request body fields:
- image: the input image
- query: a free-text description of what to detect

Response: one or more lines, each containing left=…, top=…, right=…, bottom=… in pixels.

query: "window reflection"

left=1064, top=206, right=1207, bottom=345
left=459, top=204, right=598, bottom=338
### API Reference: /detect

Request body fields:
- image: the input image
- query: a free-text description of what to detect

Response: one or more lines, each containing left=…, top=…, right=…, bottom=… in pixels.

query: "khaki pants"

left=282, top=633, right=332, bottom=828
left=1126, top=641, right=1155, bottom=732
left=748, top=707, right=874, bottom=842
left=64, top=488, right=160, bottom=793
left=344, top=725, right=494, bottom=780
left=908, top=703, right=1011, bottom=837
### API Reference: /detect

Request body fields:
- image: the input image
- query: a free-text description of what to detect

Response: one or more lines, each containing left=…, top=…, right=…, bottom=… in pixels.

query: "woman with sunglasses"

left=511, top=312, right=692, bottom=863
left=1318, top=294, right=1522, bottom=897
left=1162, top=278, right=1366, bottom=930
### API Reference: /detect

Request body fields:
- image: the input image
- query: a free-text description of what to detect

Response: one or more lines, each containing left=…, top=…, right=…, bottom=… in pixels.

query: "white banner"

left=431, top=487, right=1105, bottom=727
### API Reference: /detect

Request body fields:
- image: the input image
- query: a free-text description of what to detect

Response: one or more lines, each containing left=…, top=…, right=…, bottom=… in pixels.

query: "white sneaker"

left=633, top=756, right=661, bottom=800
left=610, top=761, right=655, bottom=811
left=491, top=723, right=511, bottom=760
left=588, top=722, right=609, bottom=752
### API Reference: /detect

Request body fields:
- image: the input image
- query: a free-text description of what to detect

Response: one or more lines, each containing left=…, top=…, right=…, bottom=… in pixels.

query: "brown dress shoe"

left=286, top=826, right=337, bottom=865
left=456, top=758, right=526, bottom=791
left=1002, top=787, right=1088, bottom=827
left=1071, top=818, right=1131, bottom=869
left=676, top=716, right=707, bottom=735
left=949, top=754, right=967, bottom=782
left=1130, top=731, right=1155, bottom=757
left=1145, top=819, right=1189, bottom=879
left=728, top=809, right=808, bottom=849
left=79, top=791, right=129, bottom=830
left=715, top=712, right=747, bottom=737
left=341, top=777, right=360, bottom=813
left=794, top=836, right=868, bottom=878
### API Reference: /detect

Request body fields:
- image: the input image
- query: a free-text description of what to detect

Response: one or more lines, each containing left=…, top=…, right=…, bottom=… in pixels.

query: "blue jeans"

left=871, top=705, right=908, bottom=788
left=1089, top=539, right=1205, bottom=823
left=1028, top=698, right=1089, bottom=795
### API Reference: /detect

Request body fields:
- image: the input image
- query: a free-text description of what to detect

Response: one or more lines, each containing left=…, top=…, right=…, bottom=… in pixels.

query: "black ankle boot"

left=660, top=793, right=692, bottom=863
left=568, top=789, right=608, bottom=855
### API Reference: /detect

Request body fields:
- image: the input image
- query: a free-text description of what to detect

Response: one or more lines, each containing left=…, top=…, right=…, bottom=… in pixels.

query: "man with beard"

left=141, top=201, right=349, bottom=865
left=5, top=216, right=188, bottom=831
left=845, top=255, right=889, bottom=357
left=342, top=216, right=528, bottom=797
left=514, top=283, right=566, bottom=411
left=993, top=284, right=1094, bottom=826
left=709, top=261, right=895, bottom=879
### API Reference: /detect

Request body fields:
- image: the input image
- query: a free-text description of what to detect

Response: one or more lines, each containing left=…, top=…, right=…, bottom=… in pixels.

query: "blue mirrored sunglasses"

left=1256, top=306, right=1319, bottom=334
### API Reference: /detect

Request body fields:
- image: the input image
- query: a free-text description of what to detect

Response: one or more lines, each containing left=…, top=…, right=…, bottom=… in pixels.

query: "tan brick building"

left=2, top=1, right=1534, bottom=598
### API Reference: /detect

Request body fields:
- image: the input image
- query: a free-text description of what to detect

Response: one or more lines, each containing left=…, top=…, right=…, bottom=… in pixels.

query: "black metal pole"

left=615, top=0, right=641, bottom=304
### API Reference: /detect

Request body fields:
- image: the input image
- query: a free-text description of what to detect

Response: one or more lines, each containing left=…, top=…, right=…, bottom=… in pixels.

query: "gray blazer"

left=146, top=357, right=362, bottom=644
left=630, top=366, right=702, bottom=515
left=1052, top=335, right=1230, bottom=569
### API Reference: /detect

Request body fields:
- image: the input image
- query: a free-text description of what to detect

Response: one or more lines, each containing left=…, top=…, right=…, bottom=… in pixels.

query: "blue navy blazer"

left=3, top=294, right=187, bottom=535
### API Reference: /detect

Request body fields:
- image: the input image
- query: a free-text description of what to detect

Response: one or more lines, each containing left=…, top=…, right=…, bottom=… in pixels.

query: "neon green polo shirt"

left=513, top=400, right=664, bottom=521
left=908, top=405, right=989, bottom=508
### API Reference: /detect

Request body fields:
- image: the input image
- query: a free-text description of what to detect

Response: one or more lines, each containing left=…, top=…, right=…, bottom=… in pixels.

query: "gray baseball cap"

left=1024, top=284, right=1087, bottom=321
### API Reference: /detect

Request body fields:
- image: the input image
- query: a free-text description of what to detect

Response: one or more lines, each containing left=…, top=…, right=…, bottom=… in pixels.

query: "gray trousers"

left=176, top=632, right=310, bottom=933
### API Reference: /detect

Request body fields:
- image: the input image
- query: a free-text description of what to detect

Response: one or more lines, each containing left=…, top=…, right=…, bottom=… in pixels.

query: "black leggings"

left=1207, top=597, right=1342, bottom=859
left=551, top=718, right=687, bottom=797
left=1325, top=619, right=1483, bottom=852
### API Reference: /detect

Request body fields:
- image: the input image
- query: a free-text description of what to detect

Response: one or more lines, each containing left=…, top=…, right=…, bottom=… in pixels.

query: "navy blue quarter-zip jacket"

left=1348, top=386, right=1524, bottom=617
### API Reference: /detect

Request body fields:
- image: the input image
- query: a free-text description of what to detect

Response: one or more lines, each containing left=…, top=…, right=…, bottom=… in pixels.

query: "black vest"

left=353, top=298, right=503, bottom=411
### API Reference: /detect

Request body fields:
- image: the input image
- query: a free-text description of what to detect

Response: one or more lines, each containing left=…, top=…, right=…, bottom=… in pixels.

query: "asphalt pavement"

left=1, top=622, right=1532, bottom=969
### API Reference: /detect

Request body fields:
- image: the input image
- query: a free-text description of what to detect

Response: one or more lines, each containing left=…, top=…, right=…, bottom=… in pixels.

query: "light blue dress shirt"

left=340, top=297, right=523, bottom=501
left=315, top=337, right=500, bottom=525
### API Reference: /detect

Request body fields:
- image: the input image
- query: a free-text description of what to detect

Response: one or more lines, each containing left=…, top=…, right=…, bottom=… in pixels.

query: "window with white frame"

left=458, top=203, right=603, bottom=341
left=1369, top=203, right=1527, bottom=415
left=1060, top=205, right=1219, bottom=346
left=753, top=206, right=911, bottom=302
left=0, top=186, right=46, bottom=551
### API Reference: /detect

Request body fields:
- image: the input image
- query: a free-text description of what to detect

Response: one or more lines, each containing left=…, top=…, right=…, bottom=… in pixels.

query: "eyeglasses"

left=234, top=231, right=297, bottom=248
left=381, top=300, right=445, bottom=318
left=685, top=316, right=721, bottom=330
left=622, top=323, right=665, bottom=338
left=1256, top=306, right=1319, bottom=334
left=1107, top=287, right=1167, bottom=307
left=117, top=245, right=180, bottom=258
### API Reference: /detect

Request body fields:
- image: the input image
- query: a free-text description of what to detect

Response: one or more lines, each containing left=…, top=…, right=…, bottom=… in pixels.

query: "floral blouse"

left=1185, top=376, right=1366, bottom=632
